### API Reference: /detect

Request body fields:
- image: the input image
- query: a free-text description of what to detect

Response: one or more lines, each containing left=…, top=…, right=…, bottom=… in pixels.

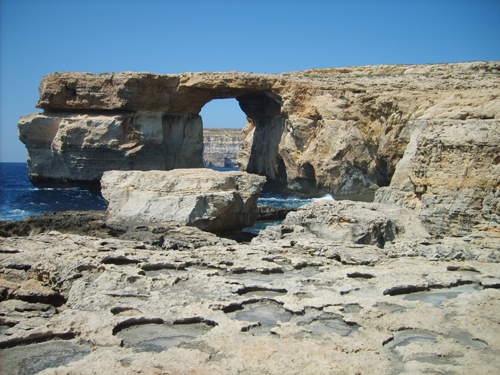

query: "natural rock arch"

left=189, top=89, right=289, bottom=188
left=20, top=73, right=290, bottom=190
left=18, top=62, right=500, bottom=196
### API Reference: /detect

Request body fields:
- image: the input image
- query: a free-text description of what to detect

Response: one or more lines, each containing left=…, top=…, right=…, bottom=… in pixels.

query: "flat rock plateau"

left=2, top=61, right=500, bottom=374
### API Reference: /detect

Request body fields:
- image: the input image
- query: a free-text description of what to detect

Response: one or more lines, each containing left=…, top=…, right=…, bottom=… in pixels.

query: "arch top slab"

left=36, top=71, right=286, bottom=114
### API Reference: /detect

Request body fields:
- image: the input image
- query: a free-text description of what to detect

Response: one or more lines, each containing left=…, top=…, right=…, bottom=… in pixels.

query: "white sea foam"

left=313, top=194, right=334, bottom=201
left=257, top=192, right=335, bottom=208
left=0, top=209, right=34, bottom=221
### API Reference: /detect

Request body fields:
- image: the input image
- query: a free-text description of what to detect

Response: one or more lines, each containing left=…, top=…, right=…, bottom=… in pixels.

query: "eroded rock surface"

left=375, top=119, right=500, bottom=238
left=19, top=112, right=203, bottom=188
left=101, top=169, right=266, bottom=232
left=19, top=62, right=500, bottom=194
left=1, top=223, right=499, bottom=375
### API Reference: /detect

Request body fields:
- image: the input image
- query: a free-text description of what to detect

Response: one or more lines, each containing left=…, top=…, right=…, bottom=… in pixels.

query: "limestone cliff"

left=19, top=62, right=500, bottom=194
left=18, top=112, right=203, bottom=188
left=202, top=128, right=241, bottom=168
left=374, top=119, right=500, bottom=238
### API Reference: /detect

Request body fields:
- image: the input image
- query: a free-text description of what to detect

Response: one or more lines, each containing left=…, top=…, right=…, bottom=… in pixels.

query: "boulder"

left=257, top=205, right=297, bottom=221
left=101, top=169, right=266, bottom=232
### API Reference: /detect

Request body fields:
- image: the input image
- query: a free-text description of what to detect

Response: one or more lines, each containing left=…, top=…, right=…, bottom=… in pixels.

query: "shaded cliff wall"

left=18, top=62, right=500, bottom=194
left=19, top=111, right=203, bottom=188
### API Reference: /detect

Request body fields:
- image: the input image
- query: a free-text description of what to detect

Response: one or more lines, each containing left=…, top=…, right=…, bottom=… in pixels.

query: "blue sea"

left=0, top=163, right=331, bottom=222
left=0, top=163, right=107, bottom=221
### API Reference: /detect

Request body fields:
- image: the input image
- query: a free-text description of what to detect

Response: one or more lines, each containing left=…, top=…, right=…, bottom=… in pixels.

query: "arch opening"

left=200, top=99, right=246, bottom=169
left=198, top=91, right=288, bottom=191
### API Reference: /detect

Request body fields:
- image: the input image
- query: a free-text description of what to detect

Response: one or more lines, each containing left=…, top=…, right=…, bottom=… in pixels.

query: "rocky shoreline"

left=1, top=196, right=499, bottom=374
left=2, top=61, right=499, bottom=374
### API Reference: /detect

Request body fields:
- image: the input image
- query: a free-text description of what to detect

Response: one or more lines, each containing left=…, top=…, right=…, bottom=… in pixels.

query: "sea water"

left=0, top=163, right=333, bottom=222
left=0, top=163, right=107, bottom=221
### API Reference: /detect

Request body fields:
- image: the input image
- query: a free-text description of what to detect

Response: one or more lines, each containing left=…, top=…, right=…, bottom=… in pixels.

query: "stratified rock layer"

left=101, top=169, right=266, bottom=232
left=375, top=119, right=500, bottom=237
left=203, top=128, right=242, bottom=168
left=18, top=112, right=203, bottom=188
left=19, top=61, right=500, bottom=194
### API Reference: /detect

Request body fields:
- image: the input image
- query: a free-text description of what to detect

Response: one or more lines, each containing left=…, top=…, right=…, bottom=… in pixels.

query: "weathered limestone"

left=6, top=59, right=500, bottom=372
left=254, top=199, right=430, bottom=249
left=19, top=112, right=203, bottom=188
left=1, top=225, right=500, bottom=374
left=19, top=62, right=500, bottom=194
left=375, top=119, right=500, bottom=237
left=101, top=169, right=266, bottom=232
left=253, top=200, right=500, bottom=264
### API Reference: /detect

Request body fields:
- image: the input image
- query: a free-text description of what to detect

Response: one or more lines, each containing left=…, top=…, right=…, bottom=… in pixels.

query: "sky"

left=1, top=0, right=499, bottom=163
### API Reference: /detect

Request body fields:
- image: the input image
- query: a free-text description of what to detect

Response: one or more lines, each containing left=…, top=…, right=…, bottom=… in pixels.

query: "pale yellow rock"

left=19, top=61, right=500, bottom=195
left=2, top=231, right=500, bottom=375
left=101, top=169, right=266, bottom=232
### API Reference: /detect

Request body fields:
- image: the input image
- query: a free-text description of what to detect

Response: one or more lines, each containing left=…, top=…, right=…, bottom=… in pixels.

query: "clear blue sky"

left=1, top=0, right=499, bottom=162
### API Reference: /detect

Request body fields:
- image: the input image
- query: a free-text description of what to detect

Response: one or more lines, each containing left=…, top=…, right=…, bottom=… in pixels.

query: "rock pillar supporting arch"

left=18, top=111, right=204, bottom=188
left=233, top=92, right=287, bottom=187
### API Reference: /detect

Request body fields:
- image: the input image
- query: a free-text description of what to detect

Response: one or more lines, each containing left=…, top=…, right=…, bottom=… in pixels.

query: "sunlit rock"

left=101, top=168, right=266, bottom=232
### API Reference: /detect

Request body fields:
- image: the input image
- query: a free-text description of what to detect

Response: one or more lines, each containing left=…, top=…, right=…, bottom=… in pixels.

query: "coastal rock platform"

left=1, top=199, right=500, bottom=375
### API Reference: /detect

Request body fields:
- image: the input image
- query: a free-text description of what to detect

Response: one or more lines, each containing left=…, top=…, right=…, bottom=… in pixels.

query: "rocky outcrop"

left=203, top=128, right=242, bottom=168
left=101, top=169, right=266, bottom=232
left=254, top=200, right=500, bottom=264
left=254, top=199, right=430, bottom=249
left=19, top=62, right=500, bottom=195
left=1, top=213, right=500, bottom=374
left=18, top=112, right=203, bottom=188
left=374, top=119, right=500, bottom=237
left=257, top=205, right=297, bottom=221
left=0, top=211, right=110, bottom=238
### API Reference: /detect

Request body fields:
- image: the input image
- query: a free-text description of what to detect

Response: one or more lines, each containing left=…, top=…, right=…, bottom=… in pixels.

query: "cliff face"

left=18, top=112, right=203, bottom=188
left=202, top=128, right=241, bottom=168
left=19, top=62, right=500, bottom=194
left=375, top=119, right=500, bottom=238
